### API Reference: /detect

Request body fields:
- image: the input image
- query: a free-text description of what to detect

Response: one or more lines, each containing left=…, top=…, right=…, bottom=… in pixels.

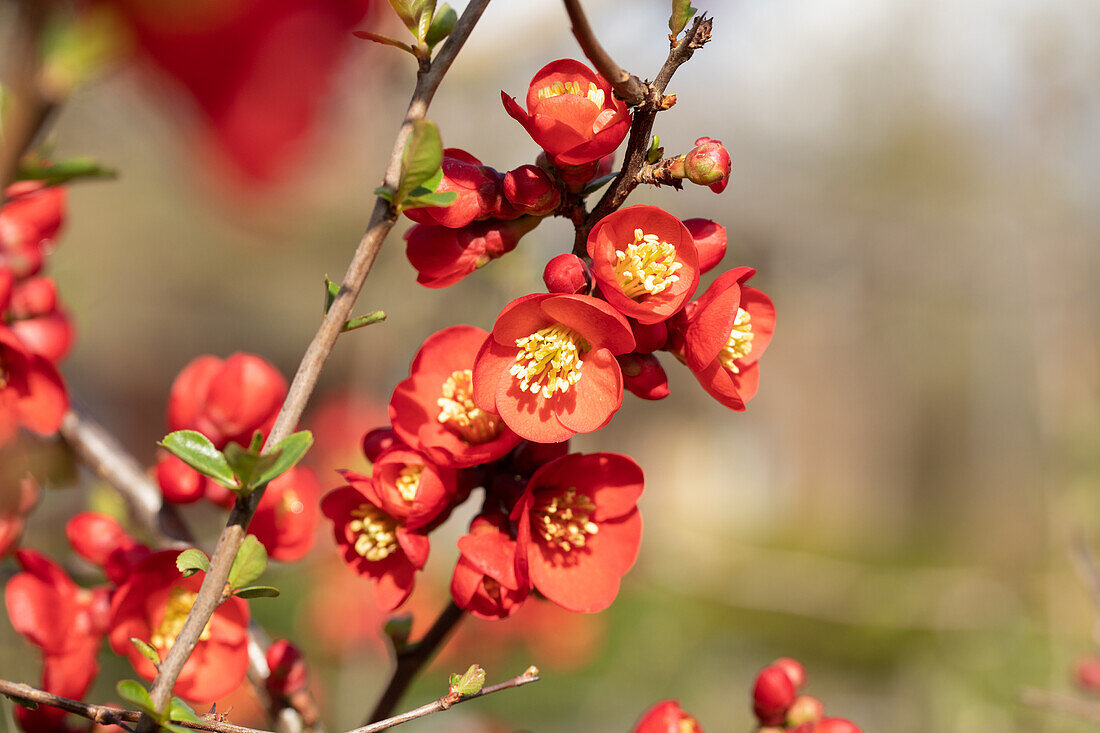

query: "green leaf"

left=169, top=697, right=201, bottom=724
left=175, top=549, right=210, bottom=578
left=669, top=0, right=698, bottom=36
left=581, top=172, right=618, bottom=196
left=228, top=535, right=267, bottom=589
left=396, top=119, right=444, bottom=204
left=400, top=190, right=457, bottom=211
left=449, top=664, right=486, bottom=697
left=343, top=311, right=387, bottom=333
left=324, top=276, right=340, bottom=314
left=387, top=0, right=433, bottom=34
left=130, top=637, right=161, bottom=666
left=425, top=4, right=457, bottom=47
left=16, top=155, right=117, bottom=186
left=234, top=585, right=281, bottom=599
left=116, top=680, right=155, bottom=715
left=253, top=431, right=314, bottom=488
left=416, top=0, right=437, bottom=44
left=159, top=431, right=235, bottom=488
left=374, top=185, right=395, bottom=203
left=248, top=430, right=264, bottom=453
left=161, top=723, right=190, bottom=733
left=223, top=441, right=282, bottom=491
left=646, top=135, right=663, bottom=164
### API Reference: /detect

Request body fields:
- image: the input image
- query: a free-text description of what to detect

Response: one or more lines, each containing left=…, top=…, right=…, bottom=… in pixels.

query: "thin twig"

left=365, top=601, right=466, bottom=724
left=1020, top=686, right=1100, bottom=723
left=561, top=0, right=646, bottom=105
left=138, top=2, right=493, bottom=729
left=0, top=679, right=272, bottom=733
left=351, top=670, right=541, bottom=733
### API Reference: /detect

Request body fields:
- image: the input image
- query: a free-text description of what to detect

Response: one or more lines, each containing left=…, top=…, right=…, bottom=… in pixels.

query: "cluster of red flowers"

left=630, top=700, right=703, bottom=732
left=5, top=513, right=250, bottom=730
left=0, top=182, right=71, bottom=448
left=323, top=58, right=773, bottom=624
left=752, top=658, right=862, bottom=732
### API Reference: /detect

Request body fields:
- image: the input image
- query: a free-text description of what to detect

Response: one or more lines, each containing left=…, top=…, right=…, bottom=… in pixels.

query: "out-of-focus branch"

left=137, top=2, right=493, bottom=729
left=561, top=0, right=646, bottom=105
left=351, top=669, right=540, bottom=733
left=1020, top=686, right=1100, bottom=723
left=365, top=601, right=466, bottom=724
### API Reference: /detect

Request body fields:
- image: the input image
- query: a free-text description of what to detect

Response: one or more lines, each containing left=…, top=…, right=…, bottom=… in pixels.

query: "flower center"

left=437, top=369, right=503, bottom=444
left=348, top=504, right=399, bottom=561
left=482, top=576, right=502, bottom=603
left=718, top=308, right=754, bottom=373
left=509, top=325, right=590, bottom=399
left=535, top=80, right=605, bottom=108
left=613, top=228, right=682, bottom=299
left=394, top=465, right=422, bottom=502
left=151, top=587, right=211, bottom=652
left=532, top=488, right=598, bottom=553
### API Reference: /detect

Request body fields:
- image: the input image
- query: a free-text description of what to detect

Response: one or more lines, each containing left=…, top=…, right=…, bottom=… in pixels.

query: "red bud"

left=684, top=138, right=731, bottom=189
left=9, top=277, right=58, bottom=318
left=1076, top=656, right=1100, bottom=691
left=361, top=427, right=398, bottom=463
left=630, top=320, right=668, bottom=354
left=787, top=695, right=824, bottom=727
left=504, top=165, right=561, bottom=216
left=156, top=455, right=206, bottom=504
left=774, top=657, right=806, bottom=690
left=816, top=718, right=862, bottom=733
left=618, top=353, right=669, bottom=400
left=753, top=664, right=796, bottom=725
left=543, top=253, right=591, bottom=294
left=266, top=639, right=310, bottom=698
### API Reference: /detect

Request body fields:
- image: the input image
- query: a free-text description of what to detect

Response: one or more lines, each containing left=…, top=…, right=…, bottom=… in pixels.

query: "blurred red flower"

left=0, top=325, right=67, bottom=446
left=631, top=700, right=703, bottom=733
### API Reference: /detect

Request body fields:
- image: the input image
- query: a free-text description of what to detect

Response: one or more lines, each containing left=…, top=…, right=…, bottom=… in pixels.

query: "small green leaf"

left=387, top=0, right=430, bottom=32
left=646, top=135, right=663, bottom=164
left=416, top=0, right=437, bottom=44
left=248, top=430, right=264, bottom=453
left=343, top=311, right=387, bottom=332
left=234, top=585, right=281, bottom=599
left=130, top=637, right=161, bottom=666
left=400, top=190, right=458, bottom=211
left=253, top=431, right=314, bottom=488
left=669, top=0, right=698, bottom=36
left=159, top=431, right=235, bottom=488
left=3, top=694, right=38, bottom=711
left=116, top=680, right=155, bottom=715
left=396, top=119, right=444, bottom=204
left=374, top=186, right=395, bottom=203
left=228, top=535, right=267, bottom=589
left=581, top=172, right=618, bottom=196
left=175, top=549, right=210, bottom=578
left=425, top=4, right=457, bottom=47
left=324, top=276, right=341, bottom=314
left=16, top=155, right=117, bottom=186
left=169, top=697, right=201, bottom=723
left=449, top=664, right=486, bottom=697
left=223, top=441, right=282, bottom=491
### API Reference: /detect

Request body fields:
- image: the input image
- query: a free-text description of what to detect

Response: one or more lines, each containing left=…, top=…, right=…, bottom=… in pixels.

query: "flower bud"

left=774, top=657, right=806, bottom=690
left=504, top=165, right=561, bottom=216
left=684, top=137, right=731, bottom=191
left=266, top=639, right=310, bottom=698
left=509, top=439, right=570, bottom=477
left=9, top=277, right=58, bottom=318
left=753, top=664, right=796, bottom=726
left=816, top=718, right=862, bottom=733
left=618, top=353, right=669, bottom=401
left=156, top=455, right=206, bottom=504
left=683, top=218, right=726, bottom=274
left=630, top=320, right=668, bottom=354
left=1076, top=656, right=1100, bottom=691
left=542, top=253, right=591, bottom=294
left=787, top=695, right=824, bottom=727
left=361, top=427, right=398, bottom=463
left=65, top=512, right=133, bottom=567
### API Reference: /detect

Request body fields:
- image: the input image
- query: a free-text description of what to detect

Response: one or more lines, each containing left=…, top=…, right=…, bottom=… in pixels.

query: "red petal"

left=541, top=295, right=635, bottom=354
left=554, top=348, right=622, bottom=435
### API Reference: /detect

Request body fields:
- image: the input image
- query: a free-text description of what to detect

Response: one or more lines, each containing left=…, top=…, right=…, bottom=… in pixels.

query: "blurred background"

left=3, top=0, right=1100, bottom=730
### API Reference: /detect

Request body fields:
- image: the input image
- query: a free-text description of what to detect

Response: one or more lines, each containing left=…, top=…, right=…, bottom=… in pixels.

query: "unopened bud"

left=543, top=253, right=591, bottom=294
left=683, top=218, right=726, bottom=274
left=1076, top=656, right=1100, bottom=691
left=816, top=718, right=862, bottom=733
left=684, top=137, right=731, bottom=189
left=617, top=353, right=669, bottom=401
left=9, top=277, right=57, bottom=318
left=361, top=427, right=398, bottom=463
left=787, top=695, right=824, bottom=727
left=753, top=664, right=796, bottom=726
left=265, top=639, right=310, bottom=698
left=504, top=165, right=561, bottom=216
left=773, top=657, right=806, bottom=690
left=631, top=320, right=668, bottom=354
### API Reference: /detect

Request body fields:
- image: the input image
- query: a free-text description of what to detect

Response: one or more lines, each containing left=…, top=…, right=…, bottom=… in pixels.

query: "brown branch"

left=365, top=601, right=466, bottom=724
left=137, top=2, right=493, bottom=729
left=561, top=0, right=646, bottom=105
left=1020, top=686, right=1100, bottom=723
left=352, top=669, right=540, bottom=733
left=0, top=679, right=272, bottom=733
left=635, top=157, right=685, bottom=189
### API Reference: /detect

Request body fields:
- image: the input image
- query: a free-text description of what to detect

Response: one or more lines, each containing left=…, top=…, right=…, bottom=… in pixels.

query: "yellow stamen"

left=509, top=325, right=589, bottom=399
left=482, top=576, right=502, bottom=603
left=151, top=587, right=211, bottom=651
left=437, top=369, right=502, bottom=444
left=718, top=308, right=754, bottom=373
left=535, top=80, right=605, bottom=107
left=394, top=465, right=422, bottom=502
left=613, top=228, right=682, bottom=299
left=532, top=488, right=598, bottom=552
left=277, top=489, right=304, bottom=519
left=348, top=504, right=399, bottom=561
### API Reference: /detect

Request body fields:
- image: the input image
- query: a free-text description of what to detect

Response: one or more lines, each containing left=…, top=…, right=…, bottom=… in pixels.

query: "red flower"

left=0, top=182, right=65, bottom=279
left=6, top=276, right=75, bottom=363
left=753, top=664, right=796, bottom=726
left=512, top=453, right=643, bottom=613
left=353, top=446, right=457, bottom=530
left=472, top=294, right=635, bottom=443
left=5, top=550, right=108, bottom=702
left=320, top=481, right=429, bottom=611
left=503, top=164, right=561, bottom=217
left=405, top=217, right=537, bottom=289
left=670, top=267, right=775, bottom=411
left=683, top=218, right=726, bottom=274
left=587, top=205, right=699, bottom=324
left=390, top=325, right=521, bottom=468
left=108, top=550, right=250, bottom=702
left=65, top=512, right=151, bottom=585
left=0, top=472, right=37, bottom=558
left=502, top=59, right=631, bottom=166
left=0, top=325, right=67, bottom=446
left=451, top=514, right=528, bottom=620
left=405, top=149, right=505, bottom=228
left=632, top=700, right=704, bottom=733
left=248, top=466, right=320, bottom=562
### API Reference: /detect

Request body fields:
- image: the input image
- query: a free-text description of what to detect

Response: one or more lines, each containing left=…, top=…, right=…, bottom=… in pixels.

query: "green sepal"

left=158, top=431, right=235, bottom=489
left=228, top=535, right=267, bottom=589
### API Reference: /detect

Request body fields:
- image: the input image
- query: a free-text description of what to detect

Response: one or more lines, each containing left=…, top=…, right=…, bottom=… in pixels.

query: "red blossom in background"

left=404, top=217, right=538, bottom=288
left=6, top=276, right=75, bottom=363
left=65, top=512, right=151, bottom=585
left=390, top=325, right=521, bottom=468
left=512, top=452, right=643, bottom=613
left=248, top=466, right=321, bottom=562
left=631, top=700, right=703, bottom=733
left=451, top=514, right=528, bottom=620
left=472, top=293, right=635, bottom=443
left=502, top=59, right=631, bottom=167
left=0, top=325, right=68, bottom=446
left=0, top=471, right=37, bottom=558
left=0, top=183, right=65, bottom=279
left=587, top=204, right=699, bottom=325
left=108, top=551, right=249, bottom=702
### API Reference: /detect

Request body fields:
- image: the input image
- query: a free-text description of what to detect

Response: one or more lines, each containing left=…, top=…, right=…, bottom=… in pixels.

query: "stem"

left=561, top=0, right=646, bottom=105
left=137, top=2, right=493, bottom=728
left=365, top=601, right=466, bottom=724
left=350, top=670, right=540, bottom=733
left=1020, top=687, right=1100, bottom=723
